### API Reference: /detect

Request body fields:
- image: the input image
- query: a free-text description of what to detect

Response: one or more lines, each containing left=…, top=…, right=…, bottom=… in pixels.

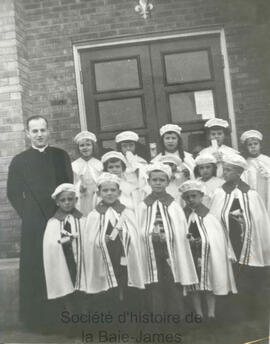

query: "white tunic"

left=72, top=157, right=103, bottom=216
left=198, top=176, right=224, bottom=208
left=242, top=154, right=270, bottom=214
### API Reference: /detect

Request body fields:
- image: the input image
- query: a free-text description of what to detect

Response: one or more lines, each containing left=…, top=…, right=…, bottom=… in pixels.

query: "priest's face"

left=78, top=139, right=93, bottom=159
left=183, top=190, right=203, bottom=209
left=26, top=118, right=49, bottom=148
left=56, top=191, right=77, bottom=213
left=148, top=171, right=169, bottom=193
left=98, top=182, right=120, bottom=205
left=198, top=163, right=215, bottom=181
left=120, top=141, right=136, bottom=155
left=223, top=163, right=243, bottom=182
left=209, top=128, right=225, bottom=146
left=246, top=138, right=261, bottom=157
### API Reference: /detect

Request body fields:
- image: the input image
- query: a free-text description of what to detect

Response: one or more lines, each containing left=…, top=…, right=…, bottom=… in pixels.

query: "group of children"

left=43, top=118, right=270, bottom=331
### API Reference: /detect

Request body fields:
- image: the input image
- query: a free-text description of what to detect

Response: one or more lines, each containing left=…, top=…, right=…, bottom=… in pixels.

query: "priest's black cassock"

left=7, top=146, right=73, bottom=328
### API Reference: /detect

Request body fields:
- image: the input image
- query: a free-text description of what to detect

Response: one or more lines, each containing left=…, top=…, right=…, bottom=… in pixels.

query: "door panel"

left=80, top=45, right=158, bottom=151
left=80, top=34, right=229, bottom=153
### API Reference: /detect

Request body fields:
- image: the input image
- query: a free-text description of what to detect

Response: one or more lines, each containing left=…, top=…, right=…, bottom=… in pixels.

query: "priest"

left=7, top=115, right=73, bottom=329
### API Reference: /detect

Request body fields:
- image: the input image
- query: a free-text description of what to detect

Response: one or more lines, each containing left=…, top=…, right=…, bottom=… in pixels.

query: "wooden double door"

left=80, top=34, right=229, bottom=153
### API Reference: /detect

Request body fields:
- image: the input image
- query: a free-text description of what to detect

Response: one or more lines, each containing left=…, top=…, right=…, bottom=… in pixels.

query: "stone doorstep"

left=0, top=257, right=20, bottom=328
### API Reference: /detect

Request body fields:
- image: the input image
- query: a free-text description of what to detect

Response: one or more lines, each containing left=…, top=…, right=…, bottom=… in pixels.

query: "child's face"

left=183, top=190, right=203, bottom=209
left=106, top=160, right=124, bottom=177
left=246, top=138, right=261, bottom=157
left=223, top=163, right=242, bottom=182
left=120, top=141, right=136, bottom=155
left=148, top=171, right=169, bottom=193
left=56, top=191, right=77, bottom=213
left=163, top=132, right=179, bottom=152
left=198, top=163, right=215, bottom=181
left=98, top=182, right=120, bottom=205
left=209, top=129, right=225, bottom=146
left=78, top=139, right=93, bottom=159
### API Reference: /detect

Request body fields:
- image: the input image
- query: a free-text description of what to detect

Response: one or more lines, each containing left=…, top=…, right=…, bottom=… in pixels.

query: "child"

left=179, top=180, right=236, bottom=321
left=72, top=131, right=102, bottom=216
left=101, top=151, right=145, bottom=217
left=152, top=124, right=195, bottom=178
left=210, top=154, right=270, bottom=320
left=43, top=184, right=86, bottom=329
left=240, top=130, right=270, bottom=213
left=159, top=154, right=192, bottom=204
left=194, top=153, right=224, bottom=208
left=83, top=172, right=144, bottom=319
left=200, top=118, right=239, bottom=177
left=138, top=163, right=198, bottom=318
left=115, top=130, right=148, bottom=189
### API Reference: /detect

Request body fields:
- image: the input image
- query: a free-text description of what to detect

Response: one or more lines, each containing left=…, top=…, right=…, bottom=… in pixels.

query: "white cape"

left=210, top=185, right=270, bottom=266
left=138, top=199, right=198, bottom=286
left=83, top=207, right=145, bottom=293
left=43, top=215, right=87, bottom=299
left=186, top=210, right=237, bottom=295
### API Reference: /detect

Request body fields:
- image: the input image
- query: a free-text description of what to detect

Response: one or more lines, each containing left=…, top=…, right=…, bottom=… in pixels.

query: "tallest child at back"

left=152, top=124, right=195, bottom=179
left=199, top=118, right=238, bottom=177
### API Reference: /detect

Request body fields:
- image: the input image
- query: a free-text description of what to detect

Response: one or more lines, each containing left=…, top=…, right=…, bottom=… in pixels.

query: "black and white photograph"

left=0, top=0, right=270, bottom=343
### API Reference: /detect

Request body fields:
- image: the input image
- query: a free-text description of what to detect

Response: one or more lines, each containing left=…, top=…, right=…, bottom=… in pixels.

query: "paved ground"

left=1, top=318, right=269, bottom=344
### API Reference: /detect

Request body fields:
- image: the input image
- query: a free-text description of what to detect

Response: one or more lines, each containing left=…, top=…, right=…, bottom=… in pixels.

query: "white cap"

left=101, top=151, right=127, bottom=165
left=160, top=124, right=182, bottom=136
left=223, top=154, right=248, bottom=170
left=115, top=131, right=139, bottom=143
left=159, top=154, right=182, bottom=167
left=179, top=180, right=205, bottom=195
left=52, top=183, right=76, bottom=200
left=74, top=131, right=97, bottom=144
left=204, top=118, right=229, bottom=129
left=195, top=153, right=217, bottom=166
left=97, top=172, right=121, bottom=186
left=147, top=162, right=172, bottom=179
left=240, top=130, right=263, bottom=144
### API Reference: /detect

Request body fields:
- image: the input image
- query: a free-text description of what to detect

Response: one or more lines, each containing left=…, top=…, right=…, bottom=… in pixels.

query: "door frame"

left=73, top=28, right=238, bottom=149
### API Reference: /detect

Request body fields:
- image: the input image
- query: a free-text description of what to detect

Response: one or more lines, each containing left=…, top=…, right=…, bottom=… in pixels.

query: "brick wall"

left=1, top=0, right=270, bottom=257
left=0, top=0, right=27, bottom=258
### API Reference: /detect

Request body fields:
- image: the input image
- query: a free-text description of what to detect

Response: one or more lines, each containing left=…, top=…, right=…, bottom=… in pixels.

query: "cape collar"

left=96, top=199, right=126, bottom=215
left=222, top=179, right=250, bottom=194
left=53, top=207, right=83, bottom=221
left=184, top=203, right=209, bottom=219
left=144, top=191, right=174, bottom=207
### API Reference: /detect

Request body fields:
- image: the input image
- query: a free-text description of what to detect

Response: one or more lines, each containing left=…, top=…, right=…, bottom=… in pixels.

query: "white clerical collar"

left=32, top=144, right=48, bottom=152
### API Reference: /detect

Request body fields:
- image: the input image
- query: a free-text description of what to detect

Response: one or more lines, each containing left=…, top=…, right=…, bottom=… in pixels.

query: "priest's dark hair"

left=159, top=131, right=185, bottom=161
left=26, top=115, right=48, bottom=129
